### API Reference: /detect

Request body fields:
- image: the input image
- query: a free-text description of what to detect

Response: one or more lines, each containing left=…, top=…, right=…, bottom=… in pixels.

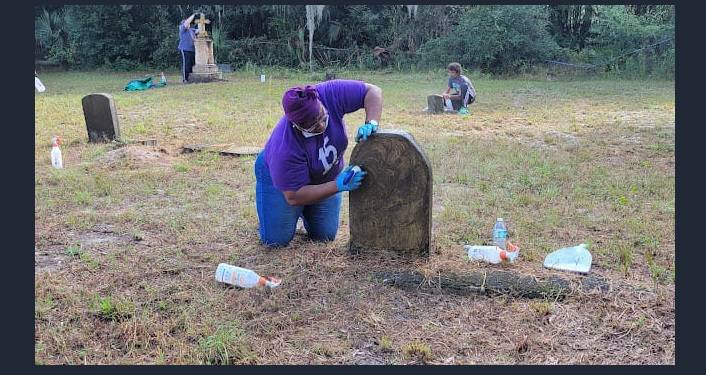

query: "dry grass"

left=35, top=71, right=674, bottom=364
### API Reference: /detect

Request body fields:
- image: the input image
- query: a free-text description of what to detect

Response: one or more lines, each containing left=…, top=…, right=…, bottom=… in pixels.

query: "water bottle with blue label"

left=214, top=263, right=281, bottom=289
left=492, top=218, right=508, bottom=250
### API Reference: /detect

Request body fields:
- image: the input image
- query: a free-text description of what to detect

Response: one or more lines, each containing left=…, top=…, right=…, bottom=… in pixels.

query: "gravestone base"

left=189, top=64, right=220, bottom=83
left=349, top=243, right=429, bottom=258
left=190, top=36, right=221, bottom=83
left=188, top=72, right=220, bottom=83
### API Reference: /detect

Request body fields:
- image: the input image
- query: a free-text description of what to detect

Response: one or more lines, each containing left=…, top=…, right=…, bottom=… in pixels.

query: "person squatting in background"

left=442, top=62, right=476, bottom=113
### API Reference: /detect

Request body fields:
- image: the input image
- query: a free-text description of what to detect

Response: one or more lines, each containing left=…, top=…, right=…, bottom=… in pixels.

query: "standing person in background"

left=178, top=13, right=199, bottom=83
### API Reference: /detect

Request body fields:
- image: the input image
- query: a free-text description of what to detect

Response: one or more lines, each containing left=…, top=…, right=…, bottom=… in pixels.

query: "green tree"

left=35, top=7, right=76, bottom=66
left=588, top=5, right=674, bottom=76
left=418, top=5, right=560, bottom=74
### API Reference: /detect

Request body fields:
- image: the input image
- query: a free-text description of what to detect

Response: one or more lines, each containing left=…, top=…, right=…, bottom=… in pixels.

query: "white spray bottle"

left=51, top=136, right=63, bottom=169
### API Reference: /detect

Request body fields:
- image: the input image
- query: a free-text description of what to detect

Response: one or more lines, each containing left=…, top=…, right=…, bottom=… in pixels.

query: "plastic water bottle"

left=214, top=263, right=281, bottom=289
left=466, top=245, right=503, bottom=264
left=444, top=98, right=453, bottom=110
left=465, top=241, right=519, bottom=264
left=160, top=72, right=167, bottom=84
left=493, top=218, right=508, bottom=250
left=50, top=136, right=63, bottom=169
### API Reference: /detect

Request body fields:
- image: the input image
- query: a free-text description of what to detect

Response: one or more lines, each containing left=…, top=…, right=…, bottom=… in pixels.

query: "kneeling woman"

left=255, top=79, right=383, bottom=247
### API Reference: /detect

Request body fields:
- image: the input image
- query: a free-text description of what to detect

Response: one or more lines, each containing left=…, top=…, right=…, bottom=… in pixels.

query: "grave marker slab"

left=427, top=94, right=445, bottom=113
left=82, top=93, right=121, bottom=142
left=349, top=130, right=432, bottom=257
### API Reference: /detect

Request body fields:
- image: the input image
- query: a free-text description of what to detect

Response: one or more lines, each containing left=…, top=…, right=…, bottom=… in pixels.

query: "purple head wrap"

left=282, top=85, right=321, bottom=125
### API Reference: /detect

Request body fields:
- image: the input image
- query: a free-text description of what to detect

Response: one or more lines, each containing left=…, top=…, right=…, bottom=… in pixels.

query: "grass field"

left=34, top=70, right=674, bottom=364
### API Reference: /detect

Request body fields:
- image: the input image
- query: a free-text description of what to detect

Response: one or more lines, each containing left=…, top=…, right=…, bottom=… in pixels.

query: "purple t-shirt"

left=263, top=79, right=368, bottom=192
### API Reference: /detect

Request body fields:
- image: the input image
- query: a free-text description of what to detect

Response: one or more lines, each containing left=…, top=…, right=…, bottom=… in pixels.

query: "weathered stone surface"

left=349, top=130, right=432, bottom=257
left=192, top=64, right=218, bottom=74
left=82, top=93, right=120, bottom=142
left=426, top=94, right=444, bottom=113
left=194, top=37, right=214, bottom=65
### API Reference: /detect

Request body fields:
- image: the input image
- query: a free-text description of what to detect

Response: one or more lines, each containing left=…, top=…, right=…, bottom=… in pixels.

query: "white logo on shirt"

left=318, top=136, right=338, bottom=176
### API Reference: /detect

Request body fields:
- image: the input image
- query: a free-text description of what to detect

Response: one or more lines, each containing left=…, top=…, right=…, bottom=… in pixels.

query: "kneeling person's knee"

left=260, top=232, right=295, bottom=248
left=308, top=230, right=337, bottom=243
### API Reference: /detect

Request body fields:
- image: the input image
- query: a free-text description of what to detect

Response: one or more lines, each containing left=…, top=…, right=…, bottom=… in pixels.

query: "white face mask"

left=298, top=111, right=330, bottom=138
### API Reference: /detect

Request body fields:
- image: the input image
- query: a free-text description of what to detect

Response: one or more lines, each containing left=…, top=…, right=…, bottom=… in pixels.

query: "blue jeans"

left=254, top=152, right=342, bottom=247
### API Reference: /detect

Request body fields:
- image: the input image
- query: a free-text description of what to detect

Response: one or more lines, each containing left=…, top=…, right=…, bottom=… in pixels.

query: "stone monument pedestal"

left=189, top=16, right=221, bottom=83
left=189, top=39, right=220, bottom=82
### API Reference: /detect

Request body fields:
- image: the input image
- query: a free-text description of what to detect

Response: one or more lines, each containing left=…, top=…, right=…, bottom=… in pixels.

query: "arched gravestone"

left=349, top=130, right=432, bottom=257
left=82, top=93, right=121, bottom=142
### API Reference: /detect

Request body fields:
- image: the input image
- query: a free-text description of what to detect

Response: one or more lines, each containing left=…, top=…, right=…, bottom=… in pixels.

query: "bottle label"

left=218, top=266, right=233, bottom=283
left=494, top=229, right=507, bottom=238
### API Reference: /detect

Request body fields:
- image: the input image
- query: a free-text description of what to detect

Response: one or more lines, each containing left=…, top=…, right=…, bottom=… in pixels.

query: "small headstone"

left=217, top=64, right=232, bottom=73
left=427, top=94, right=445, bottom=113
left=181, top=143, right=231, bottom=154
left=219, top=146, right=263, bottom=157
left=349, top=130, right=433, bottom=258
left=82, top=93, right=121, bottom=142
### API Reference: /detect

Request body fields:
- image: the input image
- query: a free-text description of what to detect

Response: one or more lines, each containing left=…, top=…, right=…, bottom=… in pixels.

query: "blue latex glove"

left=355, top=122, right=378, bottom=142
left=336, top=165, right=367, bottom=192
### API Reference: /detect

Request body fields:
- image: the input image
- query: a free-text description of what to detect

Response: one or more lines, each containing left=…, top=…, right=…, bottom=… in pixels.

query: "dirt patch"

left=542, top=130, right=580, bottom=151
left=610, top=110, right=662, bottom=127
left=97, top=145, right=174, bottom=169
left=35, top=229, right=137, bottom=273
left=76, top=230, right=134, bottom=248
left=35, top=245, right=67, bottom=273
left=348, top=346, right=388, bottom=365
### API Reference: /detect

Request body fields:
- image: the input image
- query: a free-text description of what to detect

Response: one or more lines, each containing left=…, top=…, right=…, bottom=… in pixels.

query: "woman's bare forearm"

left=283, top=181, right=339, bottom=206
left=364, top=84, right=383, bottom=123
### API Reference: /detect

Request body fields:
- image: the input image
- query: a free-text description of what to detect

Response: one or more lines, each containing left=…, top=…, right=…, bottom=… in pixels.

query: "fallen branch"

left=375, top=269, right=610, bottom=300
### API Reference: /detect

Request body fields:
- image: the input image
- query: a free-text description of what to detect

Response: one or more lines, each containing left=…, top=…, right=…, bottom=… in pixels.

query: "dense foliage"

left=34, top=5, right=674, bottom=77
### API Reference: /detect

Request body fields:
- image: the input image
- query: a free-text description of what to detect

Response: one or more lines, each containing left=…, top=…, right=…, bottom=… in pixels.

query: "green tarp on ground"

left=124, top=75, right=166, bottom=91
